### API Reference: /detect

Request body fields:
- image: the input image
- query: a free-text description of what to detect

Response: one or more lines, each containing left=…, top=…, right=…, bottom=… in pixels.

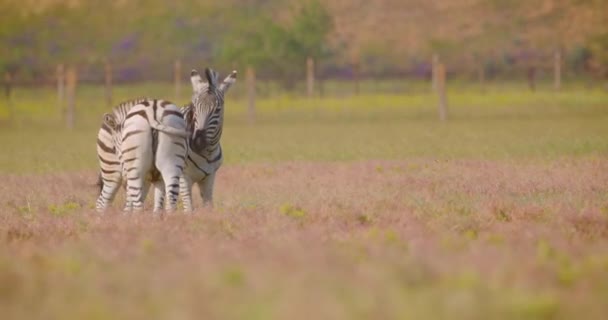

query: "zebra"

left=178, top=68, right=237, bottom=211
left=96, top=97, right=147, bottom=211
left=96, top=98, right=188, bottom=213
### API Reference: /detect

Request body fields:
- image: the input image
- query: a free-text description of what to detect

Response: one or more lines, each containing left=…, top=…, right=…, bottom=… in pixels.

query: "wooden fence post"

left=104, top=59, right=112, bottom=107
left=4, top=72, right=13, bottom=120
left=306, top=56, right=315, bottom=98
left=4, top=72, right=11, bottom=100
left=431, top=53, right=439, bottom=92
left=246, top=66, right=256, bottom=124
left=56, top=64, right=65, bottom=109
left=65, top=66, right=77, bottom=130
left=527, top=66, right=536, bottom=92
left=478, top=63, right=486, bottom=94
left=353, top=55, right=360, bottom=95
left=436, top=63, right=448, bottom=122
left=174, top=59, right=182, bottom=102
left=554, top=50, right=561, bottom=91
left=318, top=71, right=325, bottom=98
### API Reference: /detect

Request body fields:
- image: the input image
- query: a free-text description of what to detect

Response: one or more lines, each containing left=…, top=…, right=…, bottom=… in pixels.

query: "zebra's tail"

left=149, top=120, right=189, bottom=138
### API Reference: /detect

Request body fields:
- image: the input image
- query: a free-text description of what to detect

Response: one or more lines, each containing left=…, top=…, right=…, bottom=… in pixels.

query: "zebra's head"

left=187, top=68, right=237, bottom=154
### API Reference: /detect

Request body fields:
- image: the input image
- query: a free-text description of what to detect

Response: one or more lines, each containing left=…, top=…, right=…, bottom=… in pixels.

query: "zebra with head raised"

left=179, top=68, right=237, bottom=211
left=96, top=98, right=188, bottom=213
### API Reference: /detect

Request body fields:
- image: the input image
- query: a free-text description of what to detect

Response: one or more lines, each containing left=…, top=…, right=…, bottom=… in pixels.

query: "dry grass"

left=1, top=84, right=607, bottom=318
left=2, top=159, right=608, bottom=319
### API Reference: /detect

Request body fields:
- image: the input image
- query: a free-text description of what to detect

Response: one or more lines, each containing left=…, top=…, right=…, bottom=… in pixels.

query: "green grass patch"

left=0, top=83, right=607, bottom=173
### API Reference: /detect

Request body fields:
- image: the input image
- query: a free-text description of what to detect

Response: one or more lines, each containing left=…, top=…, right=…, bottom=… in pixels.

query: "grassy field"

left=1, top=83, right=608, bottom=319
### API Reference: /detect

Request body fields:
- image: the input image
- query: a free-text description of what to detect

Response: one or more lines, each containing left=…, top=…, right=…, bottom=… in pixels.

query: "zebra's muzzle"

left=190, top=129, right=207, bottom=153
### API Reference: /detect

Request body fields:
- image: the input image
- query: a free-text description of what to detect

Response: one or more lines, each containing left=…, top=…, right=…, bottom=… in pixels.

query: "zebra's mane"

left=180, top=102, right=193, bottom=114
left=110, top=97, right=151, bottom=123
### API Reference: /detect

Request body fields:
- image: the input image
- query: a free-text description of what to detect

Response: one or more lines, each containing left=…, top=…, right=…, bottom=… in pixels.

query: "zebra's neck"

left=191, top=143, right=222, bottom=164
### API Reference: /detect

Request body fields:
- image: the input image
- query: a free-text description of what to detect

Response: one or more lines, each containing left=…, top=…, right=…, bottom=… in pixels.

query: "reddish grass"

left=1, top=159, right=608, bottom=319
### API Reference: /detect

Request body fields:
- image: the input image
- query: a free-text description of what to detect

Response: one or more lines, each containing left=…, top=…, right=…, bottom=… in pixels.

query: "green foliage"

left=568, top=46, right=592, bottom=73
left=2, top=0, right=607, bottom=79
left=2, top=81, right=608, bottom=174
left=0, top=3, right=31, bottom=73
left=588, top=32, right=608, bottom=76
left=219, top=0, right=332, bottom=87
left=280, top=203, right=307, bottom=219
left=220, top=266, right=246, bottom=287
left=48, top=200, right=81, bottom=216
left=356, top=213, right=373, bottom=225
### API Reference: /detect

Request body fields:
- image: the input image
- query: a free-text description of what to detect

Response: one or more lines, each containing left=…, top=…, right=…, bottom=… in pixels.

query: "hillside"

left=2, top=0, right=607, bottom=77
left=327, top=0, right=606, bottom=56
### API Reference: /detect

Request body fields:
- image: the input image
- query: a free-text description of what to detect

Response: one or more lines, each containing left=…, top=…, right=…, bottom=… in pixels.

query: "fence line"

left=435, top=63, right=448, bottom=122
left=246, top=66, right=256, bottom=124
left=431, top=53, right=440, bottom=92
left=4, top=72, right=13, bottom=120
left=104, top=59, right=113, bottom=108
left=554, top=50, right=561, bottom=91
left=56, top=64, right=65, bottom=109
left=2, top=51, right=602, bottom=127
left=306, top=57, right=315, bottom=98
left=174, top=59, right=182, bottom=102
left=65, top=66, right=77, bottom=130
left=352, top=55, right=360, bottom=95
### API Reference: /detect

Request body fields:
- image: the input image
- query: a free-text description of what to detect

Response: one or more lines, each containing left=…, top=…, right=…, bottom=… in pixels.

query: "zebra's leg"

left=155, top=130, right=186, bottom=213
left=139, top=179, right=153, bottom=211
left=125, top=169, right=150, bottom=213
left=160, top=174, right=180, bottom=212
left=155, top=150, right=182, bottom=212
left=180, top=174, right=194, bottom=213
left=153, top=181, right=165, bottom=213
left=198, top=171, right=216, bottom=208
left=95, top=174, right=122, bottom=212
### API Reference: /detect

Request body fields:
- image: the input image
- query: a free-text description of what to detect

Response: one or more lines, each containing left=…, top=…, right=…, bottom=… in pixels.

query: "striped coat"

left=178, top=68, right=237, bottom=211
left=96, top=98, right=188, bottom=212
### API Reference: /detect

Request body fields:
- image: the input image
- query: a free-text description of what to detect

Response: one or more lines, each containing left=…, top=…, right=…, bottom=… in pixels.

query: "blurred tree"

left=587, top=32, right=608, bottom=79
left=568, top=45, right=592, bottom=75
left=219, top=0, right=332, bottom=88
left=0, top=3, right=34, bottom=77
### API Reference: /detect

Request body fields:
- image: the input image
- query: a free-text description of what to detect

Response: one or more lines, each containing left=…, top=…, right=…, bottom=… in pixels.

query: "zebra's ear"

left=103, top=113, right=117, bottom=130
left=219, top=70, right=237, bottom=94
left=190, top=69, right=206, bottom=93
left=204, top=68, right=219, bottom=89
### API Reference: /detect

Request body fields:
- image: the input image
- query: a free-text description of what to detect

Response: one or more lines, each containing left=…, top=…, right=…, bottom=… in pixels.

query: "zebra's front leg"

left=153, top=181, right=165, bottom=214
left=198, top=171, right=216, bottom=208
left=180, top=175, right=194, bottom=213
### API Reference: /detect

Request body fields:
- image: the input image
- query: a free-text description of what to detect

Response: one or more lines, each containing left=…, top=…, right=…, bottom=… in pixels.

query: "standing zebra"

left=179, top=68, right=237, bottom=211
left=96, top=98, right=188, bottom=213
left=96, top=97, right=147, bottom=211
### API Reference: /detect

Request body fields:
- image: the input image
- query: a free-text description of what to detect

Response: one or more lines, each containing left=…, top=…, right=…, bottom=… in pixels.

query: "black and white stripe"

left=96, top=97, right=147, bottom=212
left=179, top=68, right=237, bottom=211
left=95, top=98, right=188, bottom=213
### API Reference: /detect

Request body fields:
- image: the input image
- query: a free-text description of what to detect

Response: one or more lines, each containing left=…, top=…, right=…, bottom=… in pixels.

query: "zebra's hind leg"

left=153, top=181, right=165, bottom=214
left=161, top=174, right=181, bottom=212
left=155, top=136, right=186, bottom=212
left=180, top=175, right=194, bottom=213
left=95, top=174, right=122, bottom=212
left=124, top=173, right=151, bottom=213
left=198, top=171, right=216, bottom=208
